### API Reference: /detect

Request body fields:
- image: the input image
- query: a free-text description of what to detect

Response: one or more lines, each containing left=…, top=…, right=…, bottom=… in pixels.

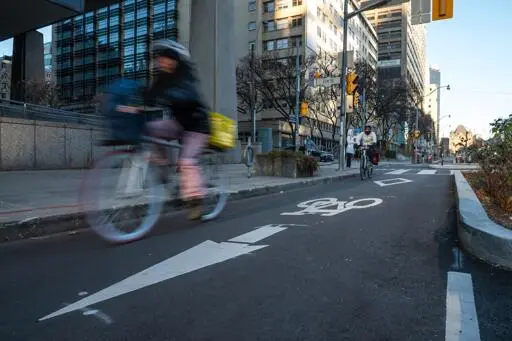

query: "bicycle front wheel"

left=79, top=149, right=166, bottom=244
left=199, top=150, right=230, bottom=221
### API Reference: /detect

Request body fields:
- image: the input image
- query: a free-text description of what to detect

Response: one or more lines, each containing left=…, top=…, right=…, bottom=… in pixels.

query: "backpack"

left=101, top=79, right=145, bottom=144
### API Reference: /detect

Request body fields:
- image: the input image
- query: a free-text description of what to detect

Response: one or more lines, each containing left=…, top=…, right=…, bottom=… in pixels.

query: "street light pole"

left=411, top=84, right=450, bottom=164
left=337, top=0, right=391, bottom=171
left=295, top=43, right=301, bottom=151
left=250, top=44, right=256, bottom=146
left=338, top=0, right=349, bottom=171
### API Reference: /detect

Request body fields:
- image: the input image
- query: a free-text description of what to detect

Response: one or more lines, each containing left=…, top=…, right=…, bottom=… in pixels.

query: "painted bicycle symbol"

left=281, top=197, right=383, bottom=217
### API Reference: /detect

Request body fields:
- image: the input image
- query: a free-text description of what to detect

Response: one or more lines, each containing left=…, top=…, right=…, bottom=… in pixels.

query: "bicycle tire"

left=360, top=153, right=367, bottom=180
left=79, top=149, right=166, bottom=244
left=198, top=150, right=229, bottom=221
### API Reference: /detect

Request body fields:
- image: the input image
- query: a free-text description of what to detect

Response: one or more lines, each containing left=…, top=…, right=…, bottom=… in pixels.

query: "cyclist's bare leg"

left=180, top=131, right=209, bottom=220
left=146, top=120, right=183, bottom=181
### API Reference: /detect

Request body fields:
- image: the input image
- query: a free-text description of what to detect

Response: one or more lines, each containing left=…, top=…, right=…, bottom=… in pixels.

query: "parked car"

left=320, top=152, right=334, bottom=162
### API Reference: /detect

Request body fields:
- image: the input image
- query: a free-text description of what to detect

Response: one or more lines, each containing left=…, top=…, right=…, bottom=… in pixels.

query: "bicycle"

left=359, top=145, right=373, bottom=180
left=79, top=134, right=229, bottom=244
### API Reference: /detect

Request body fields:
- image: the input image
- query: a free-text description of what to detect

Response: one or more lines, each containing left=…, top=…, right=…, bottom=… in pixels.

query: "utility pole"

left=250, top=44, right=256, bottom=145
left=295, top=42, right=300, bottom=151
left=338, top=0, right=391, bottom=171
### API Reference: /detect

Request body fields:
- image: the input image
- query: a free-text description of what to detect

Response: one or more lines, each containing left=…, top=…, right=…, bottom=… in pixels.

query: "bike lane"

left=1, top=172, right=458, bottom=340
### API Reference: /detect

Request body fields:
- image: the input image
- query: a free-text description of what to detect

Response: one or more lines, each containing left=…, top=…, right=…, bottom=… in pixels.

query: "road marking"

left=39, top=240, right=267, bottom=321
left=229, top=224, right=288, bottom=244
left=374, top=178, right=413, bottom=187
left=418, top=169, right=437, bottom=175
left=281, top=197, right=382, bottom=216
left=445, top=271, right=481, bottom=341
left=385, top=169, right=409, bottom=175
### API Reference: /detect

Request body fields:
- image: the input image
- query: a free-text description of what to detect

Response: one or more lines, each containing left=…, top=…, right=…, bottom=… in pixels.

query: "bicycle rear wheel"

left=79, top=149, right=166, bottom=244
left=199, top=150, right=229, bottom=221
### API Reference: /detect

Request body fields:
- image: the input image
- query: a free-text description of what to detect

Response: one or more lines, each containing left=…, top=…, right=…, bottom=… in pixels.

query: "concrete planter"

left=254, top=154, right=317, bottom=178
left=453, top=170, right=512, bottom=270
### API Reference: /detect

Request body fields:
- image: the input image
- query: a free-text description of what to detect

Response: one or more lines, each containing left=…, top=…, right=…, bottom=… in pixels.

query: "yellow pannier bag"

left=209, top=112, right=237, bottom=150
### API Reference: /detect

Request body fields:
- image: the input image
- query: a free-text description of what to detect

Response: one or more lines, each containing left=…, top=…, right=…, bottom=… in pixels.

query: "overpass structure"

left=1, top=0, right=237, bottom=141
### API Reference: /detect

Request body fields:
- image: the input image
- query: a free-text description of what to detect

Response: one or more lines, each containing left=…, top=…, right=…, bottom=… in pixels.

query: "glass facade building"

left=53, top=0, right=178, bottom=110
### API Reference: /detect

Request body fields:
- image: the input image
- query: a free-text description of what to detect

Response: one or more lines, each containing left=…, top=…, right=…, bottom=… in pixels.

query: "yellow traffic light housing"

left=345, top=72, right=359, bottom=95
left=300, top=101, right=309, bottom=117
left=432, top=0, right=453, bottom=21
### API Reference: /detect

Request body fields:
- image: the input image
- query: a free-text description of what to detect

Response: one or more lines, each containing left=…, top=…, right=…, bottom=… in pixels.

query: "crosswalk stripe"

left=385, top=169, right=409, bottom=175
left=418, top=169, right=437, bottom=175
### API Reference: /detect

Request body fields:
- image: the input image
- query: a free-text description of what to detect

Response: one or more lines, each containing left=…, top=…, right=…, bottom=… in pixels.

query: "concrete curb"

left=0, top=171, right=358, bottom=243
left=430, top=164, right=480, bottom=170
left=453, top=170, right=512, bottom=270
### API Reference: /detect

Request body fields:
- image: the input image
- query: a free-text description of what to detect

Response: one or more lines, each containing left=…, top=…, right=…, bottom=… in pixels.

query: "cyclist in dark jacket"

left=144, top=39, right=210, bottom=220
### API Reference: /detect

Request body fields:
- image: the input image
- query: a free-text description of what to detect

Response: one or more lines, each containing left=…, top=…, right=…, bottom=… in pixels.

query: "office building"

left=428, top=66, right=441, bottom=144
left=235, top=0, right=378, bottom=150
left=53, top=0, right=179, bottom=112
left=0, top=56, right=12, bottom=100
left=362, top=0, right=426, bottom=100
left=44, top=41, right=54, bottom=82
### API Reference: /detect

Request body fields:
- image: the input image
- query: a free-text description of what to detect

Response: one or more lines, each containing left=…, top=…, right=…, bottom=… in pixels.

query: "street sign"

left=288, top=116, right=296, bottom=123
left=314, top=77, right=340, bottom=87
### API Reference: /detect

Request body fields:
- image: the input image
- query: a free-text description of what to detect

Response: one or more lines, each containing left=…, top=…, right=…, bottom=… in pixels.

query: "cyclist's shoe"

left=186, top=198, right=203, bottom=221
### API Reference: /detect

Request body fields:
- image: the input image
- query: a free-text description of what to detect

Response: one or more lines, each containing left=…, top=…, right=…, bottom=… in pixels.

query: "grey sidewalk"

left=0, top=163, right=358, bottom=229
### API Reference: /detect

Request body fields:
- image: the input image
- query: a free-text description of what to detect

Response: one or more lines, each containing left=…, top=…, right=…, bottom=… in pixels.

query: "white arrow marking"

left=39, top=240, right=266, bottom=321
left=229, top=224, right=288, bottom=244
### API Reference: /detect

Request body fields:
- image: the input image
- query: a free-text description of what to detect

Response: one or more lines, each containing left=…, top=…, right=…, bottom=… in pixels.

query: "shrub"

left=262, top=150, right=319, bottom=174
left=476, top=114, right=512, bottom=212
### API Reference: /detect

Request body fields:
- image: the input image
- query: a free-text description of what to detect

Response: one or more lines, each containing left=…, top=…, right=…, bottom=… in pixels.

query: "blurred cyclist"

left=355, top=124, right=377, bottom=165
left=144, top=39, right=210, bottom=220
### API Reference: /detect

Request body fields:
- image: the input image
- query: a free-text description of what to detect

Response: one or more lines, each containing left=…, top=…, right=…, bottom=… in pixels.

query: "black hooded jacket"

left=144, top=62, right=210, bottom=135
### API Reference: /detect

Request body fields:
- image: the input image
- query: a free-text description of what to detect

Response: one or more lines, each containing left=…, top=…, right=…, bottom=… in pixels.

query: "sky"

left=1, top=0, right=510, bottom=139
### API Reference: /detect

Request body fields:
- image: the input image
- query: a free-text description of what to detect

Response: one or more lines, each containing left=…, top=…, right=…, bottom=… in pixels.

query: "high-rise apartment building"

left=235, top=0, right=378, bottom=149
left=362, top=1, right=426, bottom=99
left=44, top=41, right=54, bottom=82
left=425, top=66, right=441, bottom=144
left=53, top=0, right=179, bottom=112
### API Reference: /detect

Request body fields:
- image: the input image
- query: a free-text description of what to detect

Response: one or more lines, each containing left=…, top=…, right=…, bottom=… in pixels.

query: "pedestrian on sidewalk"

left=346, top=129, right=356, bottom=168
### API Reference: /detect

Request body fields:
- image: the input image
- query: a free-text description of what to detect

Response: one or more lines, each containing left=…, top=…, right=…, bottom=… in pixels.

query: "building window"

left=154, top=2, right=165, bottom=14
left=248, top=21, right=256, bottom=31
left=276, top=18, right=288, bottom=30
left=293, top=0, right=302, bottom=5
left=248, top=41, right=256, bottom=52
left=276, top=38, right=288, bottom=49
left=248, top=1, right=256, bottom=11
left=263, top=1, right=275, bottom=13
left=291, top=16, right=303, bottom=28
left=317, top=26, right=322, bottom=37
left=264, top=40, right=275, bottom=51
left=264, top=20, right=276, bottom=32
left=317, top=8, right=321, bottom=17
left=277, top=1, right=288, bottom=9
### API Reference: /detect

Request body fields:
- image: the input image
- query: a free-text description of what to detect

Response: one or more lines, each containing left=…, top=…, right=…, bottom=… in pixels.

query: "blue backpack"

left=102, top=79, right=145, bottom=144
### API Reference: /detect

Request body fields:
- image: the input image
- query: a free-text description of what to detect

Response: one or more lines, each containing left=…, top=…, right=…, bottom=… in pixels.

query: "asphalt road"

left=1, top=164, right=511, bottom=341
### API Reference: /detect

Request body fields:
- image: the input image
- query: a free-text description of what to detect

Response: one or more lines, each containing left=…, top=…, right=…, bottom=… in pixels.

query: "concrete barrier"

left=0, top=117, right=113, bottom=170
left=454, top=170, right=512, bottom=270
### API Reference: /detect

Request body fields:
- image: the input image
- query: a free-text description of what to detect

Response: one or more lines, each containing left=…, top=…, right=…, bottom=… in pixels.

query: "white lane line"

left=385, top=169, right=409, bottom=175
left=418, top=169, right=437, bottom=175
left=229, top=224, right=288, bottom=244
left=39, top=240, right=267, bottom=321
left=445, top=271, right=481, bottom=341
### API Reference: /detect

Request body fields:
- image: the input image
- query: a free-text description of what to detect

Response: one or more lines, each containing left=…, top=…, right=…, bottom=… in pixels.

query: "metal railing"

left=0, top=99, right=104, bottom=127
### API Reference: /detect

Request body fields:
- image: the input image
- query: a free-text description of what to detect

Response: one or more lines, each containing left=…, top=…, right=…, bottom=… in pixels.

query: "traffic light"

left=345, top=72, right=359, bottom=95
left=353, top=91, right=360, bottom=109
left=432, top=0, right=453, bottom=21
left=300, top=101, right=309, bottom=117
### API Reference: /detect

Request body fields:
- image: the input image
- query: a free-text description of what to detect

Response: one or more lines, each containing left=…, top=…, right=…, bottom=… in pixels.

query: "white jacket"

left=355, top=131, right=377, bottom=146
left=346, top=135, right=356, bottom=154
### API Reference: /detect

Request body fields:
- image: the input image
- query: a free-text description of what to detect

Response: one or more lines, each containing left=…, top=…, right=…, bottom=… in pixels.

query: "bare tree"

left=236, top=56, right=265, bottom=116
left=21, top=80, right=61, bottom=107
left=248, top=49, right=317, bottom=143
left=306, top=50, right=341, bottom=147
